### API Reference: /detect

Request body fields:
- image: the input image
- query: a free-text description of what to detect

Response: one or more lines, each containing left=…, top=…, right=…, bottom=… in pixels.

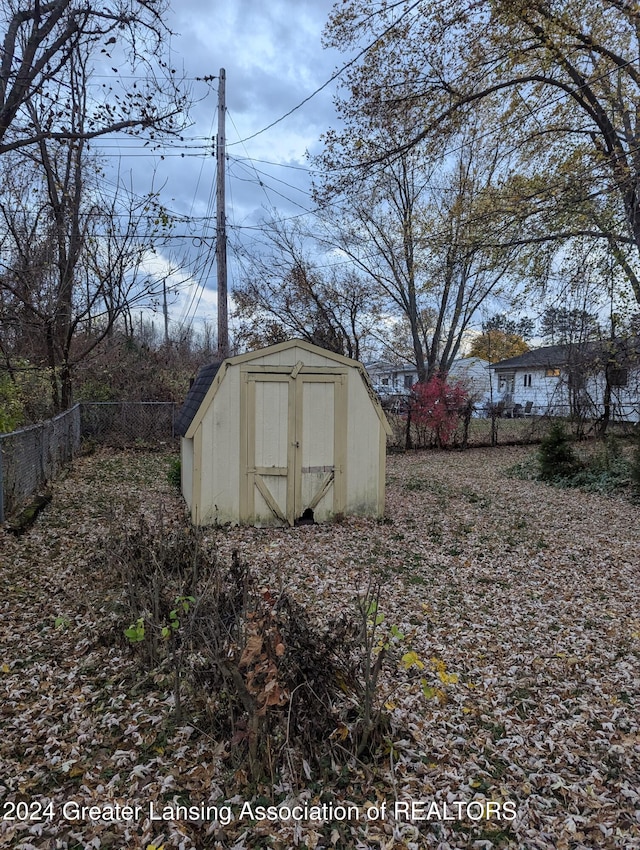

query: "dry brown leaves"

left=1, top=446, right=639, bottom=849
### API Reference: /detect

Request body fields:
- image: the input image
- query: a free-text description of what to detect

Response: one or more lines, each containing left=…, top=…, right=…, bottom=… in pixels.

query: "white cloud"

left=96, top=0, right=343, bottom=338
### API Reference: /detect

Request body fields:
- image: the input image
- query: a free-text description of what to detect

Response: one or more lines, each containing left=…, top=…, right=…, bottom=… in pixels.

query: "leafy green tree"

left=484, top=313, right=534, bottom=341
left=323, top=0, right=640, bottom=303
left=540, top=307, right=601, bottom=345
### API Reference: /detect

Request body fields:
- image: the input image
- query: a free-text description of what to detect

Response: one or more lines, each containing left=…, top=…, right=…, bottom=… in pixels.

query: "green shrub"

left=506, top=453, right=539, bottom=481
left=538, top=422, right=580, bottom=480
left=563, top=458, right=631, bottom=494
left=168, top=456, right=181, bottom=489
left=590, top=435, right=622, bottom=472
left=75, top=377, right=117, bottom=402
left=510, top=425, right=639, bottom=500
left=0, top=375, right=24, bottom=433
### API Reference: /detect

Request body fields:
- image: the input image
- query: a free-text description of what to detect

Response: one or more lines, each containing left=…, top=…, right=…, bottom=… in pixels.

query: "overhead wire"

left=86, top=48, right=640, bottom=224
left=228, top=0, right=426, bottom=146
left=226, top=110, right=274, bottom=211
left=174, top=95, right=220, bottom=334
left=4, top=14, right=639, bottom=342
left=176, top=83, right=225, bottom=338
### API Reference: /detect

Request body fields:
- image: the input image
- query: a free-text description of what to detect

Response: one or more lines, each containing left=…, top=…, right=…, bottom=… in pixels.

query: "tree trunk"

left=599, top=373, right=612, bottom=437
left=45, top=320, right=61, bottom=412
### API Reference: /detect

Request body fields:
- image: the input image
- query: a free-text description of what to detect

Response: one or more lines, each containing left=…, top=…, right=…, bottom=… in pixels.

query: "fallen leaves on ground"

left=1, top=446, right=639, bottom=849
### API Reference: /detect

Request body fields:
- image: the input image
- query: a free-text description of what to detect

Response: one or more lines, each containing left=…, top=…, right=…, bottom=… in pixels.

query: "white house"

left=365, top=360, right=417, bottom=395
left=491, top=340, right=640, bottom=421
left=366, top=357, right=491, bottom=406
left=175, top=340, right=391, bottom=527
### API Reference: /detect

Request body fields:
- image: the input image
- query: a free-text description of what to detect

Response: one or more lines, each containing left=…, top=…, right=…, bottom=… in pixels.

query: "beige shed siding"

left=197, top=364, right=241, bottom=525
left=345, top=371, right=386, bottom=516
left=300, top=380, right=334, bottom=519
left=253, top=378, right=290, bottom=524
left=250, top=345, right=336, bottom=370
left=181, top=437, right=194, bottom=510
left=181, top=340, right=389, bottom=526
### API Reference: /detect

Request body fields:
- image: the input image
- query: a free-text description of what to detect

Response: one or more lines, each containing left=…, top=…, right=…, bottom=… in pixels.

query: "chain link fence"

left=385, top=405, right=638, bottom=452
left=0, top=402, right=176, bottom=522
left=3, top=397, right=636, bottom=521
left=385, top=408, right=544, bottom=452
left=80, top=401, right=176, bottom=448
left=0, top=406, right=81, bottom=522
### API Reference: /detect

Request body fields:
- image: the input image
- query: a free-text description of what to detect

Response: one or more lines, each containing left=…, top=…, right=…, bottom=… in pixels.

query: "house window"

left=545, top=368, right=560, bottom=378
left=523, top=374, right=532, bottom=387
left=404, top=374, right=415, bottom=389
left=609, top=367, right=628, bottom=387
left=381, top=378, right=389, bottom=386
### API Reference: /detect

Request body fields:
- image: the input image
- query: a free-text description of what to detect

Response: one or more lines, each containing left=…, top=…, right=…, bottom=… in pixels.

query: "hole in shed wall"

left=295, top=508, right=315, bottom=526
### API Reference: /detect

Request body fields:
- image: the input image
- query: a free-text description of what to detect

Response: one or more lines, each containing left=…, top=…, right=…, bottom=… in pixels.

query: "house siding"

left=492, top=341, right=640, bottom=421
left=366, top=357, right=491, bottom=406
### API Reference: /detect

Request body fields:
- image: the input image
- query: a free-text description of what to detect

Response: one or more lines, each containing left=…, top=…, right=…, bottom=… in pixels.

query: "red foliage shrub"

left=410, top=375, right=470, bottom=447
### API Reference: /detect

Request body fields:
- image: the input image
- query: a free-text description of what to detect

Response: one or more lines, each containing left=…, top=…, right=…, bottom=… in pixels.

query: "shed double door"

left=241, top=366, right=347, bottom=525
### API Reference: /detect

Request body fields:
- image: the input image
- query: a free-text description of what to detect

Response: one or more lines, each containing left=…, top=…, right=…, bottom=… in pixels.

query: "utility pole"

left=216, top=68, right=228, bottom=359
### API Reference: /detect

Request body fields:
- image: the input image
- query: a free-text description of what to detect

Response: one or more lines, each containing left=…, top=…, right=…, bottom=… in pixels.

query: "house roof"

left=492, top=343, right=596, bottom=371
left=366, top=360, right=416, bottom=373
left=366, top=356, right=490, bottom=376
left=492, top=338, right=640, bottom=371
left=174, top=361, right=223, bottom=437
left=450, top=356, right=490, bottom=373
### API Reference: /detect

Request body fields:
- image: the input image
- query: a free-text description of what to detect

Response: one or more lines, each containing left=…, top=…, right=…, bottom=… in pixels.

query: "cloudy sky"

left=99, top=0, right=345, bottom=339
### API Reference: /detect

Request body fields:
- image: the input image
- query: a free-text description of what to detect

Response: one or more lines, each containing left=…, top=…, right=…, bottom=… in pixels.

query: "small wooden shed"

left=175, top=339, right=391, bottom=526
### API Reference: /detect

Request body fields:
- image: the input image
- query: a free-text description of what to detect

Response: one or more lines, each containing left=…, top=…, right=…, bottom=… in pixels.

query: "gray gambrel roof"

left=492, top=344, right=585, bottom=371
left=174, top=361, right=222, bottom=437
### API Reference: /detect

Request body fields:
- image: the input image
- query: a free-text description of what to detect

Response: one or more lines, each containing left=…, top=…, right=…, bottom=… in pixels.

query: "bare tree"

left=0, top=4, right=185, bottom=409
left=0, top=115, right=176, bottom=409
left=233, top=216, right=381, bottom=361
left=0, top=0, right=187, bottom=155
left=314, top=121, right=521, bottom=381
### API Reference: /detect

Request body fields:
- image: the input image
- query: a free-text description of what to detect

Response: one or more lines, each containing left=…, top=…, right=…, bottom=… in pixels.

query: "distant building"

left=365, top=360, right=418, bottom=395
left=365, top=357, right=491, bottom=408
left=491, top=340, right=640, bottom=421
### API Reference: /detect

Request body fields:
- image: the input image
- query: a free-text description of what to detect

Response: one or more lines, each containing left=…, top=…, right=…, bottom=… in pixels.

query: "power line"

left=232, top=155, right=315, bottom=173
left=3, top=37, right=638, bottom=333
left=226, top=110, right=273, bottom=212
left=229, top=0, right=425, bottom=146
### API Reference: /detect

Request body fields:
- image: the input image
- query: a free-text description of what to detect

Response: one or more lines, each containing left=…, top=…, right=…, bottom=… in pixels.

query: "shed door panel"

left=243, top=371, right=345, bottom=525
left=250, top=378, right=293, bottom=524
left=298, top=379, right=336, bottom=520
